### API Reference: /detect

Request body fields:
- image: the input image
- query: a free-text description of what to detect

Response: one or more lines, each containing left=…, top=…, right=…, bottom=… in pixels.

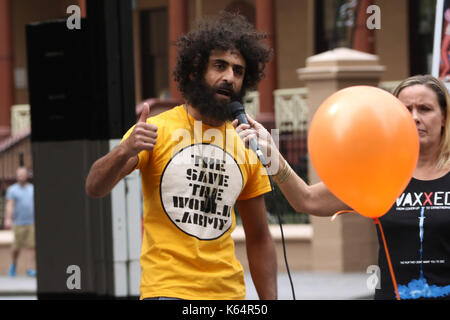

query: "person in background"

left=4, top=167, right=36, bottom=277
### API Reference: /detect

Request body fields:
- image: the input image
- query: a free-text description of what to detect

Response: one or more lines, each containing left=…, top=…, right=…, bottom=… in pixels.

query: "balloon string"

left=373, top=218, right=401, bottom=300
left=331, top=212, right=401, bottom=300
left=330, top=210, right=356, bottom=221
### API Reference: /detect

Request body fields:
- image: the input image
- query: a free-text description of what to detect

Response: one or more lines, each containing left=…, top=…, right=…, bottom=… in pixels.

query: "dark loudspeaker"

left=28, top=0, right=140, bottom=299
left=26, top=19, right=91, bottom=141
left=26, top=0, right=136, bottom=142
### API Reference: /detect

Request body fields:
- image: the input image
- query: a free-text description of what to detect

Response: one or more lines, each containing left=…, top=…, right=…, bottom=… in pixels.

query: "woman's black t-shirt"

left=375, top=172, right=450, bottom=300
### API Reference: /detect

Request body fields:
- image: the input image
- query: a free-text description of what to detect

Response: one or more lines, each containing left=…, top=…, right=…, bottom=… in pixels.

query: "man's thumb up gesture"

left=123, top=103, right=158, bottom=158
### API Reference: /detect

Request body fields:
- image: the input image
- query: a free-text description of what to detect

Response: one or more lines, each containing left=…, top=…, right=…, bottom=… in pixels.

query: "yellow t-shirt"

left=122, top=105, right=271, bottom=300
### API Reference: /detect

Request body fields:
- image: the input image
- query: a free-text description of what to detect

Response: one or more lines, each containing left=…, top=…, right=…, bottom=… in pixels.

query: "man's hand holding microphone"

left=231, top=104, right=284, bottom=177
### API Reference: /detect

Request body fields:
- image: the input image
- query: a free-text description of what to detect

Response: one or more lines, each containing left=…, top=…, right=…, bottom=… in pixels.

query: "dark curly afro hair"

left=173, top=11, right=273, bottom=100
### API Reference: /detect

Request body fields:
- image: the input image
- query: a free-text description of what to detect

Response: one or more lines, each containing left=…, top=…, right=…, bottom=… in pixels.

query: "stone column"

left=298, top=48, right=385, bottom=272
left=0, top=0, right=13, bottom=140
left=256, top=0, right=277, bottom=131
left=169, top=0, right=187, bottom=100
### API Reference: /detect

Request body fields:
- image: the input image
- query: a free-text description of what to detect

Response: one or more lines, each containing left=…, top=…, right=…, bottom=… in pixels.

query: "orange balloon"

left=308, top=86, right=419, bottom=218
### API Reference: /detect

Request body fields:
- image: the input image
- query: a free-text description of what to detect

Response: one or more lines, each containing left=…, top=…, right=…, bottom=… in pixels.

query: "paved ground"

left=245, top=272, right=374, bottom=300
left=0, top=271, right=374, bottom=300
left=0, top=275, right=37, bottom=300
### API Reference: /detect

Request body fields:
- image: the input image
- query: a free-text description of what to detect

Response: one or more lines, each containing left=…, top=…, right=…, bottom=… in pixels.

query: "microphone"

left=229, top=101, right=268, bottom=166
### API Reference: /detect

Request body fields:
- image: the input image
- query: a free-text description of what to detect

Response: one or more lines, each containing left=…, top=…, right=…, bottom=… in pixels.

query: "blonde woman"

left=234, top=75, right=450, bottom=300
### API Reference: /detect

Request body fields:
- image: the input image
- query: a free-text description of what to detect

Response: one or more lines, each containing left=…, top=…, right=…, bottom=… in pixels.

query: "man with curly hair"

left=86, top=12, right=277, bottom=300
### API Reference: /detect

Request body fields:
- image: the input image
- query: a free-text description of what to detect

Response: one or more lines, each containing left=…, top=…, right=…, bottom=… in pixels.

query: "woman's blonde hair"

left=393, top=75, right=450, bottom=169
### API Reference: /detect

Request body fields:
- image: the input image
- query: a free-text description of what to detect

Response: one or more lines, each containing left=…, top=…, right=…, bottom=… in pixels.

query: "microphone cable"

left=229, top=101, right=296, bottom=299
left=264, top=164, right=297, bottom=300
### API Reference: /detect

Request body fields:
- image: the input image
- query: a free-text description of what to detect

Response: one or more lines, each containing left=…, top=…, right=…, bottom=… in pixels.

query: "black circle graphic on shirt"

left=159, top=143, right=244, bottom=240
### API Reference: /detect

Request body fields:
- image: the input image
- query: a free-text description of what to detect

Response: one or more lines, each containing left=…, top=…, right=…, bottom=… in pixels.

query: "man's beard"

left=184, top=79, right=245, bottom=123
